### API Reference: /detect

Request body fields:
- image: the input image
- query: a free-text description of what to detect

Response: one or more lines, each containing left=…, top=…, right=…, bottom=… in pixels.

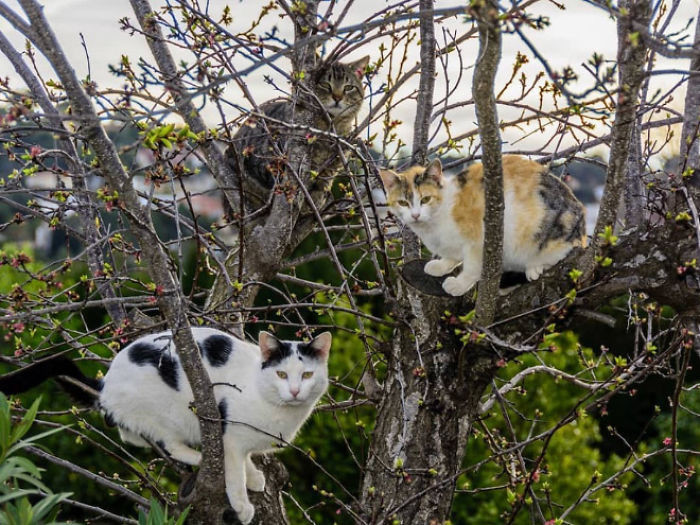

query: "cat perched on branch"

left=381, top=155, right=586, bottom=296
left=0, top=328, right=332, bottom=525
left=225, top=56, right=369, bottom=213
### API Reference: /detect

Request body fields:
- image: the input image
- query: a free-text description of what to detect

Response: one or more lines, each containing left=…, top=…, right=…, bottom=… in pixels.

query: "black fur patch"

left=535, top=172, right=585, bottom=249
left=218, top=399, right=228, bottom=434
left=298, top=341, right=322, bottom=360
left=261, top=340, right=294, bottom=369
left=199, top=335, right=233, bottom=368
left=455, top=169, right=469, bottom=187
left=414, top=170, right=442, bottom=188
left=128, top=342, right=179, bottom=391
left=104, top=411, right=117, bottom=427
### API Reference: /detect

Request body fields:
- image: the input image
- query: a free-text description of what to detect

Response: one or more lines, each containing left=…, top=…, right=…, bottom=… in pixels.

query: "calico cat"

left=0, top=328, right=332, bottom=525
left=226, top=56, right=369, bottom=209
left=380, top=155, right=586, bottom=296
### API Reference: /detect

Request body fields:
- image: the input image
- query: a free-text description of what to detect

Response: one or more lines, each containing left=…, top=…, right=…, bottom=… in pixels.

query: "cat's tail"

left=0, top=354, right=101, bottom=406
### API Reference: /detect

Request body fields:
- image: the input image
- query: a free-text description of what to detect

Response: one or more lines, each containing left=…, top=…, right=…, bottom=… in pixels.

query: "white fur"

left=390, top=176, right=566, bottom=296
left=100, top=327, right=329, bottom=524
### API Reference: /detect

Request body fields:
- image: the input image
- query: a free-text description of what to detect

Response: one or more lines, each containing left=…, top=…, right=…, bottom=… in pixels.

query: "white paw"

left=525, top=266, right=544, bottom=281
left=424, top=259, right=458, bottom=277
left=167, top=446, right=202, bottom=466
left=229, top=497, right=255, bottom=525
left=246, top=468, right=266, bottom=492
left=442, top=275, right=478, bottom=296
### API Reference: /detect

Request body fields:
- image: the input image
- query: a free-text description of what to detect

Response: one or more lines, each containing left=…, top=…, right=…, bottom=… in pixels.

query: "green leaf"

left=0, top=394, right=11, bottom=455
left=32, top=492, right=71, bottom=522
left=0, top=489, right=38, bottom=505
left=11, top=396, right=41, bottom=444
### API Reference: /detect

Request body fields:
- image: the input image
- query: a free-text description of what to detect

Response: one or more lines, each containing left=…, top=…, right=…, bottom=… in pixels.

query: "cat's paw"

left=442, top=275, right=477, bottom=296
left=229, top=498, right=255, bottom=525
left=246, top=468, right=266, bottom=492
left=166, top=444, right=202, bottom=466
left=424, top=259, right=458, bottom=277
left=525, top=266, right=544, bottom=281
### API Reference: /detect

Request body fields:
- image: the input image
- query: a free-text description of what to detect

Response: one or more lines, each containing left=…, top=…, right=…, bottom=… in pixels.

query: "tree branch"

left=680, top=8, right=700, bottom=192
left=471, top=0, right=503, bottom=325
left=582, top=0, right=651, bottom=278
left=0, top=30, right=126, bottom=325
left=14, top=1, right=228, bottom=521
left=411, top=0, right=437, bottom=165
left=128, top=0, right=241, bottom=215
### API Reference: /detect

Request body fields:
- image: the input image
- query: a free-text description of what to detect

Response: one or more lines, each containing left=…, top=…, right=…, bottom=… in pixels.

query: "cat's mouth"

left=326, top=103, right=349, bottom=116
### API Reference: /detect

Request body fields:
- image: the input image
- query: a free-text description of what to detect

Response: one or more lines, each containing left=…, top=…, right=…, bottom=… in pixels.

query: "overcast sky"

left=1, top=1, right=698, bottom=161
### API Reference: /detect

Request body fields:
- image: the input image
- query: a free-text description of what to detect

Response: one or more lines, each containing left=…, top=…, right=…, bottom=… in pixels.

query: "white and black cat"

left=0, top=327, right=332, bottom=524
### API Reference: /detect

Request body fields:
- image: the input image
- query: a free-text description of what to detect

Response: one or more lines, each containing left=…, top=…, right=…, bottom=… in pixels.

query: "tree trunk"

left=360, top=297, right=497, bottom=524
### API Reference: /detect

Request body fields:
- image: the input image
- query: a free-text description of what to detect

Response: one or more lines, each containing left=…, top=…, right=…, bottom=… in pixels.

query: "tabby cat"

left=226, top=56, right=369, bottom=209
left=0, top=328, right=332, bottom=525
left=380, top=155, right=586, bottom=296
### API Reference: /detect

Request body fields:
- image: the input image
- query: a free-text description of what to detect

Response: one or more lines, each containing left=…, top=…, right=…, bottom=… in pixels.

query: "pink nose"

left=411, top=212, right=420, bottom=220
left=290, top=387, right=300, bottom=397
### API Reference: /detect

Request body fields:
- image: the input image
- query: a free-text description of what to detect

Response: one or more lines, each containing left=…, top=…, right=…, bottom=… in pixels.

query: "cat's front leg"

left=224, top=446, right=255, bottom=524
left=424, top=258, right=460, bottom=277
left=442, top=272, right=480, bottom=296
left=245, top=455, right=266, bottom=492
left=442, top=247, right=482, bottom=296
left=163, top=442, right=202, bottom=466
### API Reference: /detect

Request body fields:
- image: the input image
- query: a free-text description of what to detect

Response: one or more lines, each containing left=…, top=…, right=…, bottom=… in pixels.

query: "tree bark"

left=411, top=0, right=436, bottom=166
left=205, top=2, right=322, bottom=523
left=623, top=121, right=645, bottom=227
left=360, top=315, right=497, bottom=524
left=471, top=0, right=504, bottom=325
left=583, top=0, right=651, bottom=276
left=680, top=9, right=700, bottom=182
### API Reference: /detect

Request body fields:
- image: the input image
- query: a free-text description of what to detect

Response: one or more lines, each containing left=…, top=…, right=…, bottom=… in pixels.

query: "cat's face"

left=257, top=331, right=331, bottom=406
left=379, top=159, right=444, bottom=225
left=312, top=56, right=369, bottom=119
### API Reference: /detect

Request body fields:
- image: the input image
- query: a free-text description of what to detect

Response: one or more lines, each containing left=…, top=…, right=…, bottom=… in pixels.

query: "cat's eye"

left=344, top=85, right=355, bottom=92
left=397, top=199, right=410, bottom=207
left=421, top=196, right=433, bottom=205
left=302, top=371, right=314, bottom=379
left=320, top=82, right=332, bottom=91
left=276, top=371, right=288, bottom=379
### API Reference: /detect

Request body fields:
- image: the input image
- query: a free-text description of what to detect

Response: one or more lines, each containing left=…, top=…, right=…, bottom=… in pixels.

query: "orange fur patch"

left=452, top=155, right=546, bottom=242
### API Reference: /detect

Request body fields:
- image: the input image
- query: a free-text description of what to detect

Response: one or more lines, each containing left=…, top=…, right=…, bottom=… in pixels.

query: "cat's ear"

left=379, top=169, right=400, bottom=191
left=425, top=159, right=443, bottom=184
left=308, top=332, right=332, bottom=361
left=348, top=55, right=370, bottom=78
left=258, top=331, right=281, bottom=361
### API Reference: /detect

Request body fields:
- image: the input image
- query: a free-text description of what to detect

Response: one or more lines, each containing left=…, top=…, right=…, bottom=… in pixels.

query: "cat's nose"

left=332, top=93, right=343, bottom=102
left=290, top=387, right=300, bottom=397
left=411, top=212, right=420, bottom=220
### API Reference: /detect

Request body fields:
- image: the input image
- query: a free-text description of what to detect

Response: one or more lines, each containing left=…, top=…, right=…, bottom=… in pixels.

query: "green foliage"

left=138, top=499, right=189, bottom=525
left=597, top=225, right=619, bottom=246
left=453, top=332, right=637, bottom=524
left=629, top=387, right=700, bottom=524
left=0, top=394, right=70, bottom=525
